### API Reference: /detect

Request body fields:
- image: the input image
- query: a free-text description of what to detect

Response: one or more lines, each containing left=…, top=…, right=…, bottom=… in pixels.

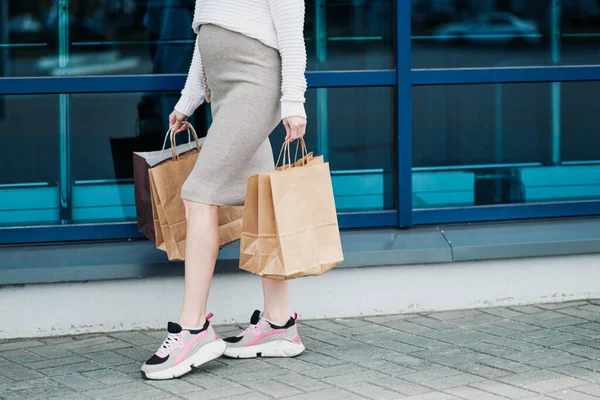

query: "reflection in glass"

left=69, top=91, right=206, bottom=224
left=0, top=95, right=59, bottom=226
left=2, top=1, right=56, bottom=77
left=1, top=0, right=395, bottom=78
left=0, top=86, right=395, bottom=228
left=412, top=0, right=600, bottom=68
left=305, top=0, right=395, bottom=70
left=413, top=82, right=600, bottom=209
left=271, top=87, right=396, bottom=212
left=67, top=0, right=196, bottom=76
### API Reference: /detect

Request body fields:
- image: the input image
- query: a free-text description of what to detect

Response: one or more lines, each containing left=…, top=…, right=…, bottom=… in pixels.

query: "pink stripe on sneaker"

left=173, top=330, right=208, bottom=366
left=244, top=329, right=287, bottom=347
left=293, top=336, right=302, bottom=343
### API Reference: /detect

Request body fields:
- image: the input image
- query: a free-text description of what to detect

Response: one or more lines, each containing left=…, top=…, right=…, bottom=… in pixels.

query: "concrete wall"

left=2, top=253, right=600, bottom=339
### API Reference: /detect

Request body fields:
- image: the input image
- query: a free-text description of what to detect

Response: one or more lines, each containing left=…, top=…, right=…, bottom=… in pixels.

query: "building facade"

left=1, top=0, right=600, bottom=245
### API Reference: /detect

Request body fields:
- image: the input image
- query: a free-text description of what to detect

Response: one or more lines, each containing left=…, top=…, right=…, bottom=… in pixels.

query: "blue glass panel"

left=1, top=0, right=395, bottom=78
left=254, top=86, right=396, bottom=212
left=413, top=81, right=600, bottom=209
left=2, top=1, right=55, bottom=77
left=305, top=0, right=396, bottom=70
left=0, top=84, right=395, bottom=235
left=411, top=0, right=600, bottom=68
left=0, top=94, right=59, bottom=226
left=68, top=0, right=196, bottom=76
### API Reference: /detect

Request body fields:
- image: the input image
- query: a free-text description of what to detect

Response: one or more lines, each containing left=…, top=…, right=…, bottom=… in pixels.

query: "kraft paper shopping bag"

left=240, top=140, right=341, bottom=279
left=144, top=124, right=244, bottom=260
left=133, top=128, right=204, bottom=242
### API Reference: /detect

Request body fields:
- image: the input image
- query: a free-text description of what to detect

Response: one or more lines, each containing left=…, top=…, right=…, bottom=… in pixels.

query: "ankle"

left=178, top=315, right=206, bottom=330
left=262, top=312, right=290, bottom=327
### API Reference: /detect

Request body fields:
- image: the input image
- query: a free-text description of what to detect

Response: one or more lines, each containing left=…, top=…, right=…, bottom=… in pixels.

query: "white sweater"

left=174, top=0, right=308, bottom=120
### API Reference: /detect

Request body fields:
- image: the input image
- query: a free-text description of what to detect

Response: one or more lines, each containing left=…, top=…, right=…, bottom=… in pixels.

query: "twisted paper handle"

left=170, top=123, right=201, bottom=160
left=276, top=138, right=308, bottom=170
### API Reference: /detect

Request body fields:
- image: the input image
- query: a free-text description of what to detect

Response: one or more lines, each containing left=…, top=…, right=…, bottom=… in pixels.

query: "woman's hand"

left=283, top=116, right=307, bottom=142
left=169, top=110, right=189, bottom=133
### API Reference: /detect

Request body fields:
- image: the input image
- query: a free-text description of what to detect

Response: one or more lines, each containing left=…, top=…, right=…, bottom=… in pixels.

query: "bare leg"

left=178, top=200, right=219, bottom=328
left=262, top=278, right=290, bottom=325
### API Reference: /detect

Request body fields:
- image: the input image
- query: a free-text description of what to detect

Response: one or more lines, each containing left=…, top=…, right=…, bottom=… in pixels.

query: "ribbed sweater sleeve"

left=174, top=34, right=205, bottom=117
left=269, top=0, right=308, bottom=119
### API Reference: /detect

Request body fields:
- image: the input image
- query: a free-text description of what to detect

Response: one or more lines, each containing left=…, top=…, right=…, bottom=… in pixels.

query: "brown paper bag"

left=239, top=173, right=291, bottom=277
left=269, top=160, right=344, bottom=279
left=240, top=141, right=340, bottom=279
left=239, top=174, right=262, bottom=274
left=148, top=126, right=244, bottom=260
left=133, top=150, right=157, bottom=242
left=149, top=150, right=197, bottom=260
left=263, top=153, right=324, bottom=277
left=149, top=171, right=166, bottom=251
left=150, top=171, right=185, bottom=258
left=218, top=204, right=245, bottom=247
left=134, top=128, right=206, bottom=242
left=240, top=148, right=324, bottom=277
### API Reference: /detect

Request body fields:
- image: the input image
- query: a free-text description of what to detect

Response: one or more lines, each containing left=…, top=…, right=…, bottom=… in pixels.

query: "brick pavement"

left=2, top=300, right=600, bottom=399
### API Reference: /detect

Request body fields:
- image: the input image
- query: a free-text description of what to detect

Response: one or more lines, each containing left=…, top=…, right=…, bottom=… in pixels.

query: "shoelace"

left=241, top=320, right=264, bottom=336
left=159, top=333, right=181, bottom=351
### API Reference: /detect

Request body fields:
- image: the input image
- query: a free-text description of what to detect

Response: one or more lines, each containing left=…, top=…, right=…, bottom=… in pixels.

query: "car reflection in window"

left=435, top=12, right=541, bottom=46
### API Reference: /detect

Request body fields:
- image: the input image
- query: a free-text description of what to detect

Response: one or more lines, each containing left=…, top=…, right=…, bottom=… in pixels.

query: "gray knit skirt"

left=181, top=24, right=280, bottom=206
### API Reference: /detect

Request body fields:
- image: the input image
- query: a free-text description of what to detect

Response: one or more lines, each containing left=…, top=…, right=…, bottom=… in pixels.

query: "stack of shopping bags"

left=133, top=125, right=243, bottom=260
left=133, top=128, right=343, bottom=278
left=240, top=141, right=344, bottom=279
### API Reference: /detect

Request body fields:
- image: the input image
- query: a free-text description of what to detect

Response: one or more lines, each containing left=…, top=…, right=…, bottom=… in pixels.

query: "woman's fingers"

left=298, top=123, right=306, bottom=139
left=178, top=120, right=190, bottom=133
left=169, top=110, right=189, bottom=133
left=171, top=120, right=180, bottom=133
left=173, top=118, right=188, bottom=133
left=283, top=119, right=292, bottom=141
left=283, top=116, right=307, bottom=142
left=292, top=126, right=301, bottom=141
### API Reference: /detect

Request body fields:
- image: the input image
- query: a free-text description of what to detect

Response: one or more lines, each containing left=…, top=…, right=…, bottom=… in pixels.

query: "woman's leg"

left=178, top=199, right=220, bottom=328
left=262, top=278, right=290, bottom=326
left=141, top=200, right=225, bottom=380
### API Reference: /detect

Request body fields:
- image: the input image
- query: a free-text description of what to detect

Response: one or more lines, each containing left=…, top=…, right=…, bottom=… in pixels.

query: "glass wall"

left=2, top=0, right=600, bottom=241
left=2, top=0, right=396, bottom=77
left=0, top=95, right=59, bottom=225
left=411, top=0, right=600, bottom=210
left=0, top=0, right=397, bottom=231
left=412, top=0, right=600, bottom=68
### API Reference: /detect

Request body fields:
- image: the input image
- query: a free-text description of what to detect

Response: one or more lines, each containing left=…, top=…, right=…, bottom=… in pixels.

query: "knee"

left=183, top=199, right=218, bottom=220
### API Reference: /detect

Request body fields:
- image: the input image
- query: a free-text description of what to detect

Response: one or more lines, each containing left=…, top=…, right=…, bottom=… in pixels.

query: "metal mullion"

left=0, top=71, right=397, bottom=95
left=412, top=65, right=600, bottom=86
left=397, top=0, right=412, bottom=227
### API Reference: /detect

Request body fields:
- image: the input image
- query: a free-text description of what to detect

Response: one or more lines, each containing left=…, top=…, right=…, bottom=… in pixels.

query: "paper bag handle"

left=276, top=140, right=293, bottom=170
left=293, top=138, right=308, bottom=166
left=160, top=126, right=192, bottom=154
left=276, top=138, right=309, bottom=170
left=170, top=123, right=201, bottom=159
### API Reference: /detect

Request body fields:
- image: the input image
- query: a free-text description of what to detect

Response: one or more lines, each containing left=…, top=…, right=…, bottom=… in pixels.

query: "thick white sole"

left=143, top=339, right=226, bottom=380
left=223, top=340, right=306, bottom=359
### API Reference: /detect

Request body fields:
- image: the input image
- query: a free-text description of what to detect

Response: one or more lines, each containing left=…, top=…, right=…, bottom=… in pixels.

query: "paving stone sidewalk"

left=3, top=301, right=600, bottom=400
